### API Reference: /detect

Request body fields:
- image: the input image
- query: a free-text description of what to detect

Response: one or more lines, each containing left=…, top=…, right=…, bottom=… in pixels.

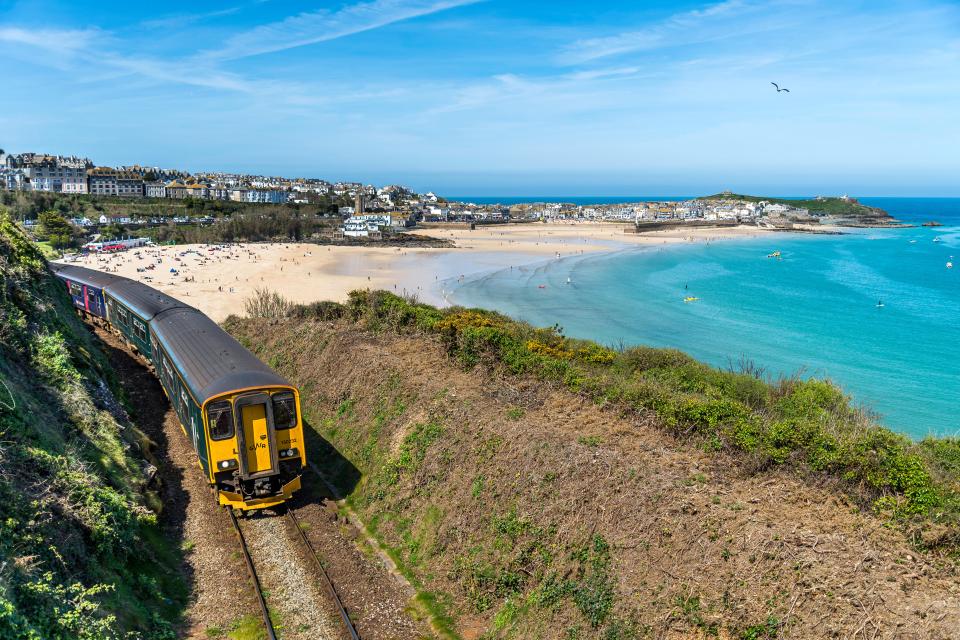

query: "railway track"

left=228, top=510, right=278, bottom=640
left=228, top=507, right=361, bottom=640
left=287, top=509, right=361, bottom=640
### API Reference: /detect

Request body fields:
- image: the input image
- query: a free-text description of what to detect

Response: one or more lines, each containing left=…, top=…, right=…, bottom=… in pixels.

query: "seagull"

left=771, top=82, right=790, bottom=93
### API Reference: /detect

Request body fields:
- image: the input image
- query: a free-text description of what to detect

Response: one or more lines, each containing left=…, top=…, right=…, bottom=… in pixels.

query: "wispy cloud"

left=559, top=0, right=789, bottom=64
left=0, top=22, right=412, bottom=106
left=0, top=24, right=304, bottom=98
left=0, top=27, right=101, bottom=54
left=139, top=0, right=275, bottom=30
left=202, top=0, right=480, bottom=61
left=140, top=7, right=244, bottom=30
left=427, top=66, right=658, bottom=115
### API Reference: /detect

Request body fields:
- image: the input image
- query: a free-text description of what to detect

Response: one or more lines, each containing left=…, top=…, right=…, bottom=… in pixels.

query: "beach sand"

left=62, top=223, right=772, bottom=321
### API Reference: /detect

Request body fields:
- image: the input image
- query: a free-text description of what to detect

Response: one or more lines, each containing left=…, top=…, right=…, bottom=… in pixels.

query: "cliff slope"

left=0, top=213, right=185, bottom=639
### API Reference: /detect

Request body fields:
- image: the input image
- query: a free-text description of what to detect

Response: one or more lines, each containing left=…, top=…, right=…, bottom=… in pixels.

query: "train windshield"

left=272, top=392, right=297, bottom=430
left=208, top=401, right=235, bottom=440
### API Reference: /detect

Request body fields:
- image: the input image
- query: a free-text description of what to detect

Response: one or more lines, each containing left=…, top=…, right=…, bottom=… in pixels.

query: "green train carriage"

left=53, top=263, right=305, bottom=511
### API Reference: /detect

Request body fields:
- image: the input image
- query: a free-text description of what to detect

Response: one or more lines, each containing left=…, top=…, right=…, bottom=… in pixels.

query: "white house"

left=343, top=214, right=392, bottom=237
left=763, top=203, right=791, bottom=215
left=244, top=189, right=288, bottom=204
left=0, top=168, right=26, bottom=191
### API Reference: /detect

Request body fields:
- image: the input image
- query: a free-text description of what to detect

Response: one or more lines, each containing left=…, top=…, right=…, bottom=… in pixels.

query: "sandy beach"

left=61, top=223, right=773, bottom=321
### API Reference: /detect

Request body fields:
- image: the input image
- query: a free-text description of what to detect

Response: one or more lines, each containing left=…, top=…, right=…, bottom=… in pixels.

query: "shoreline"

left=57, top=223, right=805, bottom=321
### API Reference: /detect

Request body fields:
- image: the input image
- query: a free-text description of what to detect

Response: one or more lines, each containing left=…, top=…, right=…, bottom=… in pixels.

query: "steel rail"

left=228, top=510, right=278, bottom=640
left=286, top=508, right=361, bottom=640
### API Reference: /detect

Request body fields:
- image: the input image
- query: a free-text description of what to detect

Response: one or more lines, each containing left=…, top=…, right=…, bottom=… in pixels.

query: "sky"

left=0, top=0, right=958, bottom=196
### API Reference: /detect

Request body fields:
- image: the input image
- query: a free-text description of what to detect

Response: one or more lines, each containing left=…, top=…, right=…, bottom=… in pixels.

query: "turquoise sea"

left=447, top=198, right=960, bottom=439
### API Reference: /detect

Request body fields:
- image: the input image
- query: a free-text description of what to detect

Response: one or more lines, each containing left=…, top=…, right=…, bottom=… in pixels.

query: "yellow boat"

left=767, top=250, right=781, bottom=258
left=684, top=296, right=699, bottom=303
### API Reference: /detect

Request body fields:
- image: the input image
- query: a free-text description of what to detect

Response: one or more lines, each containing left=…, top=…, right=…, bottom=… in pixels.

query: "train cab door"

left=235, top=393, right=277, bottom=476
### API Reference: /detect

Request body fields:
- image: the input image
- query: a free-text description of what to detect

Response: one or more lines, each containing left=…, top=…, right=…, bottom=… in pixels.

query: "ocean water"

left=448, top=198, right=960, bottom=439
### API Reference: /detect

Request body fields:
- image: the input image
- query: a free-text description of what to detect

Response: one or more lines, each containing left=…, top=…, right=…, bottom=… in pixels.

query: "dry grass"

left=226, top=315, right=960, bottom=639
left=243, top=287, right=293, bottom=319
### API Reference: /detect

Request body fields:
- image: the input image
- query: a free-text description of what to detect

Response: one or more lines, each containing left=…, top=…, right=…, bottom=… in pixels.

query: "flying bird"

left=771, top=82, right=790, bottom=93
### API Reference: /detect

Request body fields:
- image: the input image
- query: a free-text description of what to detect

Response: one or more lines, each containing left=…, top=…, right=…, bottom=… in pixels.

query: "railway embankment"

left=0, top=213, right=187, bottom=637
left=226, top=290, right=960, bottom=639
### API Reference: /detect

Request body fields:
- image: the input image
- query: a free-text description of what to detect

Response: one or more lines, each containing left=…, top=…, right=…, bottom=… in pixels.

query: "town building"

left=0, top=168, right=27, bottom=191
left=165, top=181, right=188, bottom=199
left=184, top=183, right=208, bottom=199
left=342, top=214, right=392, bottom=237
left=144, top=182, right=166, bottom=198
left=88, top=168, right=119, bottom=196
left=11, top=155, right=91, bottom=193
left=244, top=189, right=288, bottom=204
left=116, top=171, right=145, bottom=198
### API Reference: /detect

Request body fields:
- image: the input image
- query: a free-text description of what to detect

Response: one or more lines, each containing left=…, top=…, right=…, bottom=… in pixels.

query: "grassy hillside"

left=703, top=193, right=893, bottom=220
left=0, top=212, right=186, bottom=639
left=226, top=291, right=960, bottom=638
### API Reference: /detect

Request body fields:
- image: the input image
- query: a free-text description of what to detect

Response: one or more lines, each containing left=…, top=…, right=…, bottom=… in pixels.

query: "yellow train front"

left=149, top=307, right=306, bottom=511
left=52, top=264, right=305, bottom=511
left=204, top=385, right=305, bottom=510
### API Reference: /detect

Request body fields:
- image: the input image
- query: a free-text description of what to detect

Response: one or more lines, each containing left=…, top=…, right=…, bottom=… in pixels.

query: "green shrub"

left=289, top=300, right=345, bottom=321
left=32, top=332, right=81, bottom=385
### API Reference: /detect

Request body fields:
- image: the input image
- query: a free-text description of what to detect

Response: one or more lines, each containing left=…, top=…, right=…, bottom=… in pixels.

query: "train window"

left=69, top=282, right=82, bottom=296
left=132, top=318, right=147, bottom=342
left=208, top=401, right=235, bottom=440
left=117, top=306, right=129, bottom=326
left=272, top=392, right=297, bottom=430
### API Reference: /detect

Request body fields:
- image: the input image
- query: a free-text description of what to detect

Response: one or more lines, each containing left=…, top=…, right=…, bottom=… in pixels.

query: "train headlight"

left=279, top=448, right=298, bottom=459
left=218, top=459, right=237, bottom=470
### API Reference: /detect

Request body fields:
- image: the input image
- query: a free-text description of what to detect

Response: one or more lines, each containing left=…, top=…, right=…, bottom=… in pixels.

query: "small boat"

left=538, top=284, right=547, bottom=289
left=684, top=296, right=699, bottom=303
left=566, top=277, right=572, bottom=285
left=876, top=300, right=884, bottom=308
left=947, top=262, right=954, bottom=269
left=909, top=240, right=917, bottom=244
left=767, top=250, right=781, bottom=258
left=933, top=237, right=942, bottom=243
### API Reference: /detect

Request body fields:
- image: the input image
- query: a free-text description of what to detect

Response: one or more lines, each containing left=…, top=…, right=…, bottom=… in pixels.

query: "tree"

left=38, top=210, right=76, bottom=249
left=101, top=222, right=126, bottom=239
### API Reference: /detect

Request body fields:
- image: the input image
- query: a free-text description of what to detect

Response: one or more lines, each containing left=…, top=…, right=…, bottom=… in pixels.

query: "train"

left=51, top=263, right=305, bottom=511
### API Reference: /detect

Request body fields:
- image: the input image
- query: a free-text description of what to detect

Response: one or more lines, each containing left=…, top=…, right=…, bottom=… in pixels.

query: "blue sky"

left=1, top=0, right=958, bottom=195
